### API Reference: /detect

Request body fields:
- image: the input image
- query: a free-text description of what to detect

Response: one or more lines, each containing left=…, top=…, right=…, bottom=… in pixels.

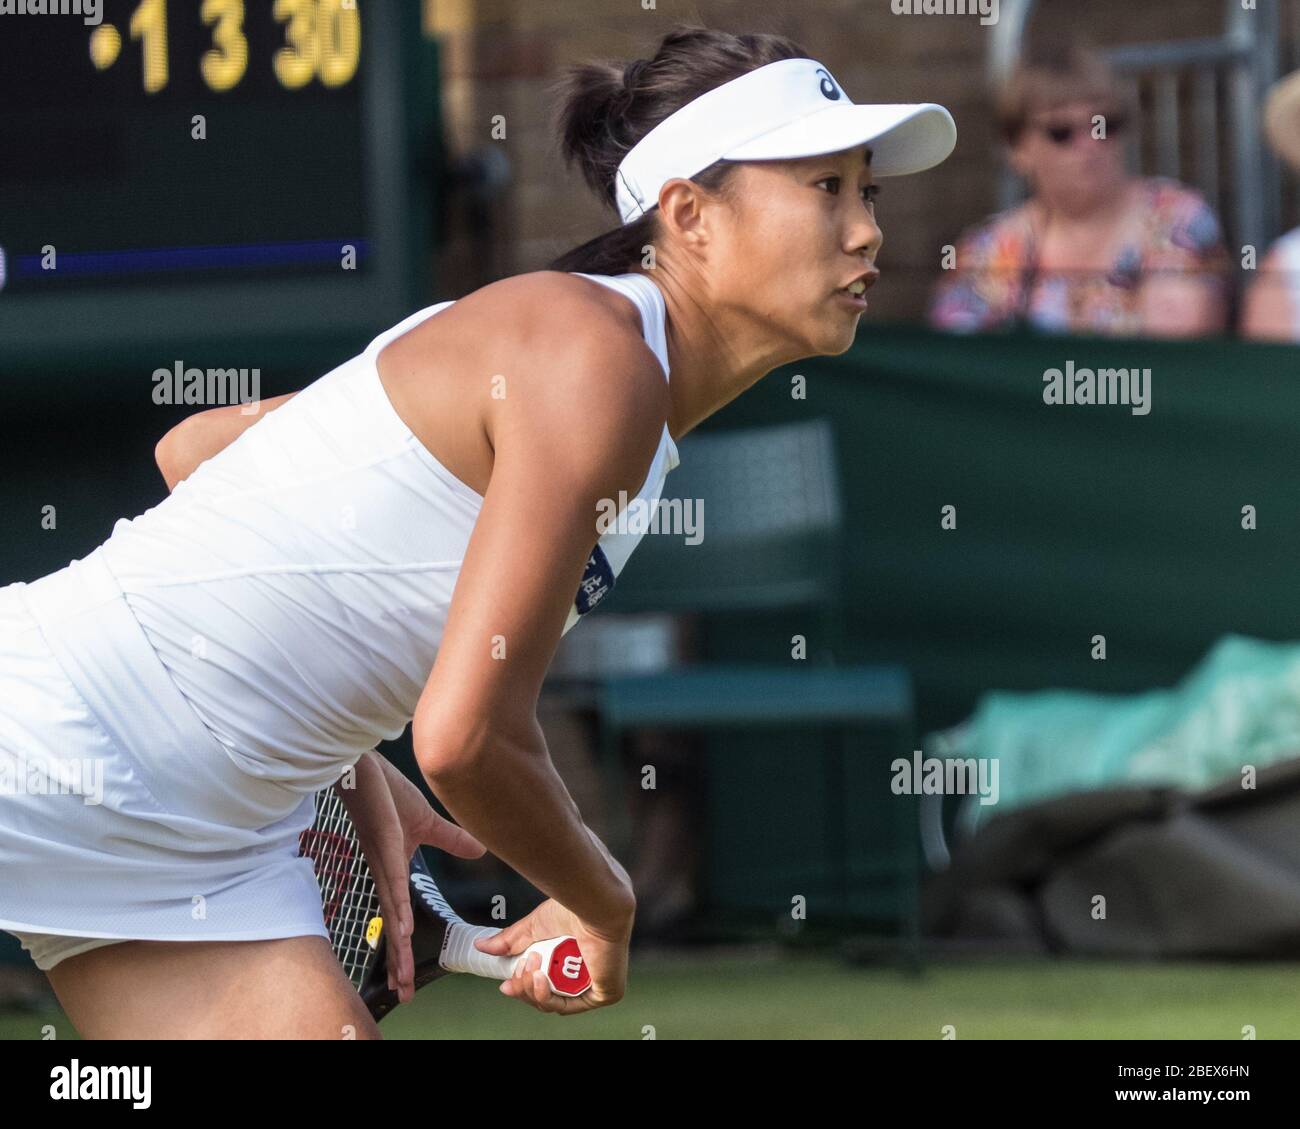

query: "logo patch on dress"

left=574, top=544, right=616, bottom=616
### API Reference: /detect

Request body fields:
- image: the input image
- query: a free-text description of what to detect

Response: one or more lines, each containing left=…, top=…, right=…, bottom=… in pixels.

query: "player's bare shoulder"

left=488, top=271, right=664, bottom=383
left=474, top=271, right=668, bottom=443
left=387, top=270, right=662, bottom=408
left=376, top=270, right=666, bottom=500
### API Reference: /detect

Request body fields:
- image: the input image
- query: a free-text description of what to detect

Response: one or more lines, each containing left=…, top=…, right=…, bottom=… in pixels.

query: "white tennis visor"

left=615, top=57, right=957, bottom=225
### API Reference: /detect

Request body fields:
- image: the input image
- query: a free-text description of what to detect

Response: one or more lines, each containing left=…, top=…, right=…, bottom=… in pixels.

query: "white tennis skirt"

left=0, top=548, right=329, bottom=971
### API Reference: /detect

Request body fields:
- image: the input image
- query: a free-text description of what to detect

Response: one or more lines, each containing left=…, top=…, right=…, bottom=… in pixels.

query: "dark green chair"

left=595, top=419, right=921, bottom=962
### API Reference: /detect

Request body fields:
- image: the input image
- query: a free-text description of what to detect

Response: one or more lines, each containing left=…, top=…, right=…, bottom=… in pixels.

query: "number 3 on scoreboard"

left=201, top=0, right=249, bottom=93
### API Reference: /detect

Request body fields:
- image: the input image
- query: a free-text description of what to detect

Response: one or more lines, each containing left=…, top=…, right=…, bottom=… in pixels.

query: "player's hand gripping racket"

left=299, top=786, right=591, bottom=1020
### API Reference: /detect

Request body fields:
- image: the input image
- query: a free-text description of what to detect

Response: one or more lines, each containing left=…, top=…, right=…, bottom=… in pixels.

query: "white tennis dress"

left=0, top=271, right=678, bottom=971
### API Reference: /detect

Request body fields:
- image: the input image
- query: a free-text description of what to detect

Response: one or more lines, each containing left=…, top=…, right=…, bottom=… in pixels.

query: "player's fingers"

left=533, top=992, right=592, bottom=1016
left=376, top=892, right=412, bottom=1000
left=508, top=952, right=550, bottom=1012
left=498, top=966, right=528, bottom=999
left=383, top=897, right=416, bottom=1001
left=418, top=810, right=487, bottom=859
left=523, top=965, right=598, bottom=1015
left=366, top=829, right=415, bottom=947
left=497, top=946, right=532, bottom=993
left=341, top=760, right=414, bottom=944
left=529, top=967, right=565, bottom=1014
left=359, top=820, right=415, bottom=996
left=384, top=877, right=415, bottom=999
left=365, top=852, right=409, bottom=999
left=476, top=920, right=531, bottom=955
left=496, top=948, right=524, bottom=996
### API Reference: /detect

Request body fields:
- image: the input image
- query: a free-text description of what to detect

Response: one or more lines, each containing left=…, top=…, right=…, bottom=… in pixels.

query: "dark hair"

left=546, top=25, right=809, bottom=275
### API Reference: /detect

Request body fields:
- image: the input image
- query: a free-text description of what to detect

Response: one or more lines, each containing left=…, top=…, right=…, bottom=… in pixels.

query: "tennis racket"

left=299, top=785, right=591, bottom=1020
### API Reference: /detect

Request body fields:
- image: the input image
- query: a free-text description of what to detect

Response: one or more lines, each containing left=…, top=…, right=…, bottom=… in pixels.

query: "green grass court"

left=3, top=951, right=1298, bottom=1040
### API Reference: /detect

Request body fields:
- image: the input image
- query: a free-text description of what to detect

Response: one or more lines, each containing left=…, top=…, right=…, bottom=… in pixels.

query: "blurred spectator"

left=930, top=43, right=1229, bottom=338
left=1242, top=69, right=1300, bottom=342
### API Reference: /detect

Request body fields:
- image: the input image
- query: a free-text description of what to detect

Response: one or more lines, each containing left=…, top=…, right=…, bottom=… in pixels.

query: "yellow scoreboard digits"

left=128, top=0, right=168, bottom=94
left=201, top=0, right=249, bottom=93
left=110, top=0, right=361, bottom=95
left=318, top=0, right=362, bottom=89
left=3, top=1, right=418, bottom=358
left=275, top=0, right=361, bottom=90
left=273, top=0, right=317, bottom=90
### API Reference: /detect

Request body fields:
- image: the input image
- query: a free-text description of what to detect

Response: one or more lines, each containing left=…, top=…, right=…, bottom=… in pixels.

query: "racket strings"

left=299, top=788, right=382, bottom=989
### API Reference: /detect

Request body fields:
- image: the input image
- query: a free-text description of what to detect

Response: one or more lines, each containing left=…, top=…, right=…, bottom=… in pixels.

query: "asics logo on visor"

left=816, top=67, right=842, bottom=101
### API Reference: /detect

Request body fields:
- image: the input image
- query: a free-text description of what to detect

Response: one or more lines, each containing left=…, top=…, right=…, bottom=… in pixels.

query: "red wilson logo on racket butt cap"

left=546, top=937, right=592, bottom=996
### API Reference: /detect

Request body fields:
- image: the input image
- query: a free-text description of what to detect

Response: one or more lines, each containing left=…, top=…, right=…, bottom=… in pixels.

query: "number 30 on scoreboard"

left=88, top=0, right=362, bottom=94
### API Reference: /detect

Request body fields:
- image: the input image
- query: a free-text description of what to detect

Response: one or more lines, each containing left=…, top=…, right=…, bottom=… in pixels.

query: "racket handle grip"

left=441, top=924, right=592, bottom=996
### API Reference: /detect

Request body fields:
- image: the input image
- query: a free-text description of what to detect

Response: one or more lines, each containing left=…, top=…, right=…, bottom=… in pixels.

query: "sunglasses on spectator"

left=1036, top=113, right=1128, bottom=145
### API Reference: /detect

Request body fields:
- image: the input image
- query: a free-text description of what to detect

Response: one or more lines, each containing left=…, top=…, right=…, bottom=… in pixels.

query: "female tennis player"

left=0, top=25, right=954, bottom=1038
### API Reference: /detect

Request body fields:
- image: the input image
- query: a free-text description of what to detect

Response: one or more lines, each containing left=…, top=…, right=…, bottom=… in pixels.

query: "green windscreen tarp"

left=705, top=324, right=1300, bottom=738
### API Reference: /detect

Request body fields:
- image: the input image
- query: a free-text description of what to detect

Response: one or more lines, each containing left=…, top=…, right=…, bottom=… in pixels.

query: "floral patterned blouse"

left=928, top=177, right=1230, bottom=335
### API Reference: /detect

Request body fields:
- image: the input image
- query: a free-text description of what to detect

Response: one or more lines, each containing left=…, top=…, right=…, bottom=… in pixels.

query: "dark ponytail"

left=546, top=24, right=809, bottom=276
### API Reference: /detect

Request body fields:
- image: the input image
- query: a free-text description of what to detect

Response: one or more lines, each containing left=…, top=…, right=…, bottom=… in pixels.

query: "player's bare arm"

left=411, top=293, right=667, bottom=1009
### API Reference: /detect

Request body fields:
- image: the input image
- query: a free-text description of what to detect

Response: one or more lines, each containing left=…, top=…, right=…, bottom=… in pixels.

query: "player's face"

left=709, top=145, right=883, bottom=358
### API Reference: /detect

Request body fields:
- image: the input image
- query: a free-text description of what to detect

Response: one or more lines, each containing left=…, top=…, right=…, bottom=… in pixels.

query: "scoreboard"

left=0, top=1, right=437, bottom=369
